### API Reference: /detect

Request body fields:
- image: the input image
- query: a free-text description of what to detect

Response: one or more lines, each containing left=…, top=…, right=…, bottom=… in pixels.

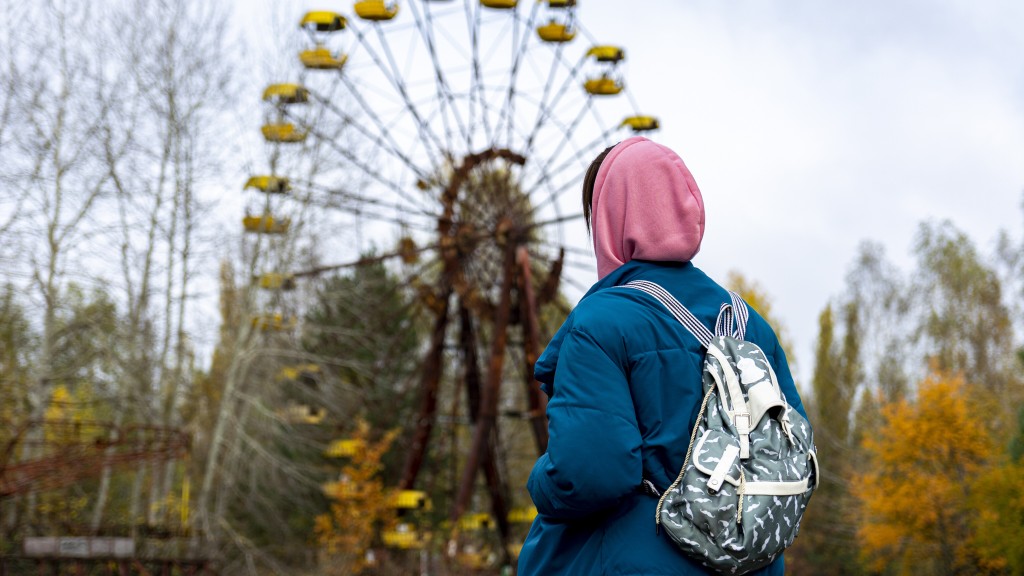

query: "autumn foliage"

left=855, top=372, right=997, bottom=575
left=315, top=420, right=400, bottom=575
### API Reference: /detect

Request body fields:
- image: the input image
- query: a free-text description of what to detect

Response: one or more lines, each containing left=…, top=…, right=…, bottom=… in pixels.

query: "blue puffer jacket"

left=518, top=260, right=806, bottom=575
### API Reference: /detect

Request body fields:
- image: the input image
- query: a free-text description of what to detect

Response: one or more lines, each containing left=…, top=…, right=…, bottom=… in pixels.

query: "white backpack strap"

left=624, top=281, right=747, bottom=345
left=626, top=281, right=754, bottom=459
left=714, top=291, right=748, bottom=339
left=705, top=345, right=752, bottom=459
left=623, top=280, right=714, bottom=347
left=731, top=291, right=749, bottom=334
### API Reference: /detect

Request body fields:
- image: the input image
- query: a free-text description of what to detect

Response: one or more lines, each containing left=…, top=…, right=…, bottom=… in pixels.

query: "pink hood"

left=592, top=136, right=705, bottom=279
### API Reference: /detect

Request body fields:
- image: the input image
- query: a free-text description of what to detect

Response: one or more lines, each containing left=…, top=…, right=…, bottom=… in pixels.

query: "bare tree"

left=0, top=0, right=126, bottom=529
left=85, top=0, right=236, bottom=533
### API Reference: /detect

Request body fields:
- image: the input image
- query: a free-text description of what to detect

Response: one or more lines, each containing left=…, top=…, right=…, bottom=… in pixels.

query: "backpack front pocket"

left=661, top=428, right=744, bottom=543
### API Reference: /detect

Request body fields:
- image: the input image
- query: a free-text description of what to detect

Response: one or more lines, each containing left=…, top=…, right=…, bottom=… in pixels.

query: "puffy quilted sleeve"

left=527, top=325, right=642, bottom=519
left=768, top=333, right=807, bottom=421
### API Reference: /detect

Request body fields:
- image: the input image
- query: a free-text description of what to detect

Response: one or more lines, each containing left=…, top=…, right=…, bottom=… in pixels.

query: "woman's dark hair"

left=582, top=144, right=616, bottom=235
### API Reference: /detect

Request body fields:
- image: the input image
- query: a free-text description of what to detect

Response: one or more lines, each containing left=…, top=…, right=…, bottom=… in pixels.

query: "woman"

left=517, top=137, right=806, bottom=575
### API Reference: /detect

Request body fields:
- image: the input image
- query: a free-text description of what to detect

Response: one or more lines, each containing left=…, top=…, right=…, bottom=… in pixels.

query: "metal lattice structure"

left=246, top=0, right=660, bottom=565
left=0, top=420, right=189, bottom=499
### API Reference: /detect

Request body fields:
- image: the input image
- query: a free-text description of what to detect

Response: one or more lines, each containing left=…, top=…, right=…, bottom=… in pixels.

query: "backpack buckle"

left=734, top=413, right=751, bottom=459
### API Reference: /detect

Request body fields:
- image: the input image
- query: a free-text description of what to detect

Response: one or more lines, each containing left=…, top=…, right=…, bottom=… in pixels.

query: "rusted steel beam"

left=459, top=303, right=482, bottom=424
left=482, top=429, right=512, bottom=567
left=517, top=246, right=549, bottom=454
left=450, top=243, right=516, bottom=523
left=0, top=422, right=189, bottom=498
left=399, top=286, right=452, bottom=491
left=537, top=248, right=565, bottom=306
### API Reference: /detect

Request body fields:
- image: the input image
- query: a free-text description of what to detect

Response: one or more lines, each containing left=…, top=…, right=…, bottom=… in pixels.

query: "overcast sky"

left=236, top=1, right=1024, bottom=385
left=565, top=0, right=1024, bottom=382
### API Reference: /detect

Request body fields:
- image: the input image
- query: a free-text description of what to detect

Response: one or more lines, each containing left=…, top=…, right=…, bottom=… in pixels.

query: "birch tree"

left=87, top=0, right=234, bottom=532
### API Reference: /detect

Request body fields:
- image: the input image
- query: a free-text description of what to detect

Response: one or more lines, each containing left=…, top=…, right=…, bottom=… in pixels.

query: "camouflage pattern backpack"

left=625, top=280, right=819, bottom=575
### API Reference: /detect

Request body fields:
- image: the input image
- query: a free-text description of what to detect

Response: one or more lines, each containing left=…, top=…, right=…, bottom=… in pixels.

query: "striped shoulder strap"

left=623, top=280, right=747, bottom=348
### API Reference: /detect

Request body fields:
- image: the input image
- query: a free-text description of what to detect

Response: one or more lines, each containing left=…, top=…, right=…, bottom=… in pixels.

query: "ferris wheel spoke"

left=490, top=2, right=541, bottom=149
left=345, top=22, right=447, bottom=168
left=549, top=96, right=621, bottom=186
left=520, top=44, right=568, bottom=150
left=289, top=240, right=441, bottom=280
left=523, top=53, right=587, bottom=159
left=626, top=84, right=643, bottom=116
left=328, top=201, right=436, bottom=231
left=525, top=97, right=601, bottom=190
left=311, top=202, right=435, bottom=233
left=407, top=0, right=471, bottom=155
left=310, top=91, right=431, bottom=184
left=298, top=121, right=434, bottom=214
left=526, top=125, right=619, bottom=209
left=399, top=281, right=453, bottom=491
left=545, top=129, right=617, bottom=181
left=524, top=98, right=602, bottom=203
left=556, top=267, right=591, bottom=295
left=465, top=1, right=495, bottom=146
left=575, top=20, right=604, bottom=48
left=302, top=180, right=438, bottom=221
left=527, top=211, right=584, bottom=234
left=526, top=170, right=586, bottom=221
left=531, top=250, right=589, bottom=284
left=371, top=24, right=451, bottom=161
left=534, top=239, right=592, bottom=257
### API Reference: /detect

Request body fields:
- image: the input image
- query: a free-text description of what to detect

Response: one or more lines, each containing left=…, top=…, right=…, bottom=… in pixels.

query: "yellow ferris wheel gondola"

left=382, top=524, right=428, bottom=549
left=389, top=490, right=429, bottom=510
left=300, top=45, right=348, bottom=70
left=261, top=123, right=307, bottom=143
left=481, top=0, right=518, bottom=8
left=584, top=74, right=623, bottom=96
left=300, top=11, right=347, bottom=32
left=584, top=45, right=625, bottom=96
left=587, top=45, right=625, bottom=63
left=243, top=213, right=291, bottom=234
left=276, top=363, right=319, bottom=381
left=298, top=12, right=348, bottom=69
left=457, top=512, right=494, bottom=531
left=244, top=175, right=291, bottom=194
left=262, top=83, right=309, bottom=106
left=324, top=438, right=366, bottom=458
left=536, top=21, right=575, bottom=43
left=354, top=1, right=399, bottom=21
left=322, top=477, right=362, bottom=499
left=258, top=272, right=296, bottom=290
left=280, top=403, right=326, bottom=425
left=621, top=115, right=660, bottom=133
left=251, top=313, right=298, bottom=332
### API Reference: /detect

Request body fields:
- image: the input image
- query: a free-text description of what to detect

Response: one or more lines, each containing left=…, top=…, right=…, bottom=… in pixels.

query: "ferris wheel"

left=245, top=0, right=658, bottom=567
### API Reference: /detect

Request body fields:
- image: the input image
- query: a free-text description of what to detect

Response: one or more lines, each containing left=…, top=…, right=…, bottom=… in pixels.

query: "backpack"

left=624, top=280, right=819, bottom=575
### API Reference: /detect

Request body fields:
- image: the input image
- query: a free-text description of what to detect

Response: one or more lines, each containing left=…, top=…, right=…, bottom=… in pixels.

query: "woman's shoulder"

left=570, top=285, right=663, bottom=333
left=568, top=277, right=715, bottom=353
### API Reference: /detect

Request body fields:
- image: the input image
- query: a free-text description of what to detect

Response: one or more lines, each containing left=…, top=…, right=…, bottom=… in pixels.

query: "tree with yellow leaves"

left=315, top=419, right=400, bottom=575
left=727, top=271, right=796, bottom=364
left=855, top=371, right=994, bottom=575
